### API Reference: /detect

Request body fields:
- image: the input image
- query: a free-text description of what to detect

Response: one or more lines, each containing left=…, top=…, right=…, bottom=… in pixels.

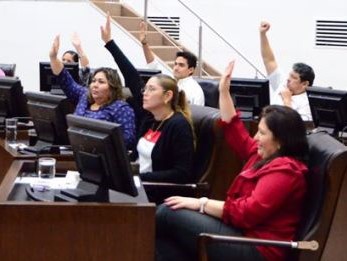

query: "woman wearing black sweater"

left=100, top=15, right=195, bottom=188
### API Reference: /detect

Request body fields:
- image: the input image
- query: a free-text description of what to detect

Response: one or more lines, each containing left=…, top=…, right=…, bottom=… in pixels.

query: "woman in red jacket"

left=156, top=61, right=309, bottom=261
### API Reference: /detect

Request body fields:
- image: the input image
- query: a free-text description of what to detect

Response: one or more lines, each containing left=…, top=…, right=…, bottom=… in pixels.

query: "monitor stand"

left=58, top=181, right=109, bottom=202
left=20, top=140, right=60, bottom=154
left=50, top=85, right=65, bottom=96
left=239, top=110, right=254, bottom=120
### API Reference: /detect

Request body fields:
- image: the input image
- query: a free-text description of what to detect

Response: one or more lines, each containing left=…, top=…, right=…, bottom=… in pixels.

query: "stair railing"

left=141, top=0, right=265, bottom=78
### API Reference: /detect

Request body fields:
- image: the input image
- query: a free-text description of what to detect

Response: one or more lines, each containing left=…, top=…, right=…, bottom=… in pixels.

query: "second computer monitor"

left=230, top=78, right=270, bottom=120
left=0, top=77, right=29, bottom=126
left=66, top=114, right=138, bottom=201
left=307, top=86, right=347, bottom=136
left=39, top=62, right=79, bottom=95
left=136, top=68, right=161, bottom=84
left=25, top=91, right=75, bottom=152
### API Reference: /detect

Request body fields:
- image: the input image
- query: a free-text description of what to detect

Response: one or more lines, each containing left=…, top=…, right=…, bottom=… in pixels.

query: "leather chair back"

left=190, top=105, right=220, bottom=182
left=0, top=64, right=16, bottom=77
left=294, top=132, right=347, bottom=261
left=195, top=78, right=219, bottom=108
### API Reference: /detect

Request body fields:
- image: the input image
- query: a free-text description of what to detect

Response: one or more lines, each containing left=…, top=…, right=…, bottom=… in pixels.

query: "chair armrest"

left=198, top=233, right=319, bottom=261
left=142, top=181, right=210, bottom=198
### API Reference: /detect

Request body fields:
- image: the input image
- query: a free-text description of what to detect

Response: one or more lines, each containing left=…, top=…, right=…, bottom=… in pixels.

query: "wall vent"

left=148, top=16, right=180, bottom=40
left=316, top=20, right=347, bottom=48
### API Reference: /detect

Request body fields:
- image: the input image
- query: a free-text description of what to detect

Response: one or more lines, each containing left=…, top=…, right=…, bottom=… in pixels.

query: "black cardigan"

left=104, top=40, right=194, bottom=183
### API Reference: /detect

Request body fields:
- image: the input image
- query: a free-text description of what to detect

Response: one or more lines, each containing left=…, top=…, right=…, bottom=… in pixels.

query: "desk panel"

left=0, top=160, right=155, bottom=261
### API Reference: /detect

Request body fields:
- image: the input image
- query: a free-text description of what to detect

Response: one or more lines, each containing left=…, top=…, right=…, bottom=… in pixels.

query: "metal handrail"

left=140, top=0, right=265, bottom=78
left=176, top=0, right=266, bottom=78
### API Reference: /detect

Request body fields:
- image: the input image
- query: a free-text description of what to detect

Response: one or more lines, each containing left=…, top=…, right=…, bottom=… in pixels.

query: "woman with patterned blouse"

left=49, top=35, right=136, bottom=149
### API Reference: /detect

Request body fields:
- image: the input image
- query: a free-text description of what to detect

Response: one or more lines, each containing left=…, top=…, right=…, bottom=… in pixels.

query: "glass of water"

left=5, top=118, right=18, bottom=143
left=38, top=157, right=56, bottom=179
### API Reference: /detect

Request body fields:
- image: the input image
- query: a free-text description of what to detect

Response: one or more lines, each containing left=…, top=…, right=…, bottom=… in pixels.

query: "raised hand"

left=260, top=21, right=271, bottom=34
left=219, top=60, right=235, bottom=93
left=49, top=35, right=64, bottom=75
left=71, top=32, right=82, bottom=50
left=139, top=20, right=148, bottom=44
left=100, top=13, right=112, bottom=43
left=49, top=35, right=60, bottom=59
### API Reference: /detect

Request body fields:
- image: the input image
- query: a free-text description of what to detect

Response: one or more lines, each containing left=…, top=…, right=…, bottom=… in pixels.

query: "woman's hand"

left=71, top=32, right=82, bottom=50
left=219, top=60, right=234, bottom=93
left=49, top=35, right=60, bottom=60
left=139, top=21, right=148, bottom=44
left=164, top=196, right=200, bottom=211
left=219, top=60, right=236, bottom=122
left=101, top=13, right=112, bottom=44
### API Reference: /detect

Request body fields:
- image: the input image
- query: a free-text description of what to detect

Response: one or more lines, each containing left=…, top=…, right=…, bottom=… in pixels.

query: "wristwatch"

left=199, top=197, right=209, bottom=213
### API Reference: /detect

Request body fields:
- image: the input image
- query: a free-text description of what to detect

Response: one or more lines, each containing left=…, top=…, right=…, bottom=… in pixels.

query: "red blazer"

left=219, top=115, right=308, bottom=261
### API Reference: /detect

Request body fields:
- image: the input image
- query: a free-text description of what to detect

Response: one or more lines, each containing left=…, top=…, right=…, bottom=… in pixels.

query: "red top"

left=219, top=115, right=308, bottom=261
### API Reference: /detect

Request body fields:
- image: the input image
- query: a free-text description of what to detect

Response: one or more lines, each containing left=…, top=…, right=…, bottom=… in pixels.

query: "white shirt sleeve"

left=147, top=59, right=160, bottom=70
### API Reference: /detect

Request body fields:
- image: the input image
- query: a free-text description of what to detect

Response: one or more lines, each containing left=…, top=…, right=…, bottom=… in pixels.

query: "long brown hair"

left=87, top=67, right=124, bottom=105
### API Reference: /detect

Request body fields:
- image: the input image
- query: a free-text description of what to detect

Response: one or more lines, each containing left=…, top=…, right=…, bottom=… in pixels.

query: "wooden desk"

left=0, top=160, right=155, bottom=261
left=0, top=134, right=74, bottom=183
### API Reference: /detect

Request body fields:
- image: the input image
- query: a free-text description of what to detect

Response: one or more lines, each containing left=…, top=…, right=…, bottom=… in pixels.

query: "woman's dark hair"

left=87, top=67, right=124, bottom=105
left=254, top=105, right=309, bottom=169
left=62, top=50, right=79, bottom=63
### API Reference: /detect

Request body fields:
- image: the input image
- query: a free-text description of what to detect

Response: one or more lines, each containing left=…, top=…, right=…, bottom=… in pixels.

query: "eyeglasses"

left=141, top=86, right=165, bottom=94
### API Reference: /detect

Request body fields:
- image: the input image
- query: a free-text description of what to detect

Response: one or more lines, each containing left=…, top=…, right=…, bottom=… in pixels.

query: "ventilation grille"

left=148, top=16, right=180, bottom=40
left=316, top=20, right=347, bottom=47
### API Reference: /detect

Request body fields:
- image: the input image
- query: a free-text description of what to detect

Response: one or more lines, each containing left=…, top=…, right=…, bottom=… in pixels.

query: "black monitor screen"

left=307, top=86, right=347, bottom=136
left=0, top=77, right=29, bottom=126
left=230, top=78, right=269, bottom=120
left=39, top=62, right=79, bottom=94
left=66, top=114, right=138, bottom=200
left=25, top=92, right=75, bottom=151
left=136, top=68, right=161, bottom=84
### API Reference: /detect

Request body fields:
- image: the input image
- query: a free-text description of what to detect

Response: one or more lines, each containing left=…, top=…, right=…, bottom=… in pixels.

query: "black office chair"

left=195, top=78, right=220, bottom=108
left=143, top=105, right=221, bottom=201
left=0, top=63, right=16, bottom=77
left=198, top=131, right=347, bottom=261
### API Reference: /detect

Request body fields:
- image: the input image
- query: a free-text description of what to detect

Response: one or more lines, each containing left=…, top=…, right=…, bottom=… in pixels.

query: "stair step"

left=92, top=1, right=137, bottom=17
left=91, top=1, right=221, bottom=77
left=130, top=31, right=174, bottom=46
left=150, top=46, right=182, bottom=62
left=113, top=16, right=156, bottom=32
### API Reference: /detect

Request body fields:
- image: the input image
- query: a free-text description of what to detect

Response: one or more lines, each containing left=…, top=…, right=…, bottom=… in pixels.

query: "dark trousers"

left=156, top=204, right=265, bottom=261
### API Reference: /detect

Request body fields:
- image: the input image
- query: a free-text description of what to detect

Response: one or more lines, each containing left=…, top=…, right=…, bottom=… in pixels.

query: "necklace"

left=146, top=111, right=174, bottom=140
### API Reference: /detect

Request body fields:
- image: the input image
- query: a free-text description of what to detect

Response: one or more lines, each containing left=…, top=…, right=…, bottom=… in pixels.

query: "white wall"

left=124, top=0, right=347, bottom=89
left=0, top=0, right=150, bottom=91
left=1, top=0, right=346, bottom=90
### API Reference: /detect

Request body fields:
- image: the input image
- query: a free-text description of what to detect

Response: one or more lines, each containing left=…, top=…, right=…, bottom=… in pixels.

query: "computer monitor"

left=39, top=62, right=79, bottom=95
left=307, top=86, right=347, bottom=136
left=230, top=78, right=270, bottom=120
left=24, top=92, right=75, bottom=152
left=136, top=68, right=161, bottom=84
left=65, top=114, right=138, bottom=201
left=0, top=77, right=29, bottom=126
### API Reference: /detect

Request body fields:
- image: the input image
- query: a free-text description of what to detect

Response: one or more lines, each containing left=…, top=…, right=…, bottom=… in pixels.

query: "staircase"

left=91, top=0, right=221, bottom=78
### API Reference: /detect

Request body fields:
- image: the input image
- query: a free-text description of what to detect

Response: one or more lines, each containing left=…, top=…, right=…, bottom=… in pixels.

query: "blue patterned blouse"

left=57, top=69, right=136, bottom=149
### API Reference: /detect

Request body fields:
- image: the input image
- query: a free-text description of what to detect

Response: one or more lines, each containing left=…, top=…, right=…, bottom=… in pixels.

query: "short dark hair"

left=88, top=67, right=124, bottom=105
left=293, top=62, right=315, bottom=86
left=254, top=105, right=308, bottom=168
left=176, top=51, right=197, bottom=69
left=62, top=50, right=79, bottom=63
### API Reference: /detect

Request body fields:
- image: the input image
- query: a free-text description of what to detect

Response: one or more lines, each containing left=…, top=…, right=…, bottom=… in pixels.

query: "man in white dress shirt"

left=140, top=22, right=205, bottom=106
left=260, top=21, right=315, bottom=121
